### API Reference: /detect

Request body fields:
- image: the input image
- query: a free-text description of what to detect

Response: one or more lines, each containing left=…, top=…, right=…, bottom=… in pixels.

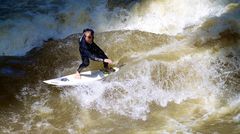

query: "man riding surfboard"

left=75, top=28, right=114, bottom=79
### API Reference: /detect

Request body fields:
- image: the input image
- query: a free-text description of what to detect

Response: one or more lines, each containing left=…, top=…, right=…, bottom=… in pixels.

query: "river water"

left=0, top=0, right=240, bottom=133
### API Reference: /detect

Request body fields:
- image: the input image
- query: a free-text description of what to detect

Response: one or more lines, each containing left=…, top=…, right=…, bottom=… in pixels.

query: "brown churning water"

left=0, top=0, right=239, bottom=133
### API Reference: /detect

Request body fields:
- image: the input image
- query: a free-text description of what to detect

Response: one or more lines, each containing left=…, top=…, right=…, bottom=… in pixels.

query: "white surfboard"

left=43, top=67, right=119, bottom=86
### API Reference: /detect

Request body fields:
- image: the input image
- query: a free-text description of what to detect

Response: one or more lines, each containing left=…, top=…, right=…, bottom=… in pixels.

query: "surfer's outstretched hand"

left=75, top=71, right=81, bottom=79
left=104, top=59, right=113, bottom=64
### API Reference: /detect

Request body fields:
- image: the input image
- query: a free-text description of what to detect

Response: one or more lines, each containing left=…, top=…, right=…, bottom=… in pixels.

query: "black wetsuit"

left=77, top=36, right=108, bottom=73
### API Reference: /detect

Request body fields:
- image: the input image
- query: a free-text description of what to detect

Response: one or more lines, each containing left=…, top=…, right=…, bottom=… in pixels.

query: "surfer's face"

left=84, top=31, right=93, bottom=44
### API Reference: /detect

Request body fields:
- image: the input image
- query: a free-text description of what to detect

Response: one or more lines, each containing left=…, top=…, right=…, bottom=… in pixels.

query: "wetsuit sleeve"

left=80, top=38, right=105, bottom=62
left=92, top=43, right=108, bottom=58
left=85, top=49, right=104, bottom=62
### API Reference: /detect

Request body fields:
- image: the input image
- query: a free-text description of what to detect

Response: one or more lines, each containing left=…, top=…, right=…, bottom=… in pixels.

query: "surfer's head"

left=83, top=28, right=94, bottom=44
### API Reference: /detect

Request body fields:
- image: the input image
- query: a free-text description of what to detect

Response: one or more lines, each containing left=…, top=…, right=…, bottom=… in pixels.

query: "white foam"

left=233, top=114, right=240, bottom=123
left=187, top=2, right=240, bottom=43
left=0, top=0, right=228, bottom=56
left=106, top=0, right=225, bottom=35
left=66, top=50, right=225, bottom=120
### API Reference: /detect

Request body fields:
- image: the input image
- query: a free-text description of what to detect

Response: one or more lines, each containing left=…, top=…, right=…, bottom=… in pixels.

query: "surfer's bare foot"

left=75, top=72, right=81, bottom=79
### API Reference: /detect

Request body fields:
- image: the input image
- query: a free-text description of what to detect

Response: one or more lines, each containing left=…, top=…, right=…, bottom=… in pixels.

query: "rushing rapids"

left=0, top=0, right=239, bottom=133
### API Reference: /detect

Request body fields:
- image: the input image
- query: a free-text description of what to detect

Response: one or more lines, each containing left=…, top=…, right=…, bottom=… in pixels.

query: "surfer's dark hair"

left=83, top=28, right=94, bottom=36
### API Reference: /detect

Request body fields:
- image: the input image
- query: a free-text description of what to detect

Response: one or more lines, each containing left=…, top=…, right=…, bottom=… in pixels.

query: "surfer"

left=75, top=28, right=114, bottom=78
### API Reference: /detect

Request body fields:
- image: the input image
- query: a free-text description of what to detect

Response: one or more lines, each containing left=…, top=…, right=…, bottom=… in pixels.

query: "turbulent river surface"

left=0, top=0, right=240, bottom=133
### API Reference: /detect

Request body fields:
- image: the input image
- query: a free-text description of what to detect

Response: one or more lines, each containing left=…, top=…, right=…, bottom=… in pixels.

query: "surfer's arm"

left=92, top=43, right=106, bottom=56
left=79, top=38, right=105, bottom=62
left=82, top=47, right=105, bottom=62
left=91, top=56, right=104, bottom=62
